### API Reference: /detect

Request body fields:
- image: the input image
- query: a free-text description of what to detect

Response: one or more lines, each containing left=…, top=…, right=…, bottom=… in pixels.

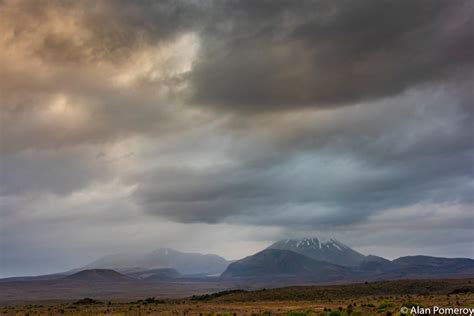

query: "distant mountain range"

left=221, top=237, right=474, bottom=280
left=79, top=248, right=229, bottom=276
left=2, top=237, right=473, bottom=285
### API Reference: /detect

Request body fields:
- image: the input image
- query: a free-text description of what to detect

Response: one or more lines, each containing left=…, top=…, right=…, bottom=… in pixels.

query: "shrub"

left=347, top=304, right=353, bottom=315
left=287, top=312, right=306, bottom=316
left=72, top=298, right=102, bottom=305
left=376, top=301, right=394, bottom=313
left=401, top=301, right=423, bottom=309
left=450, top=288, right=472, bottom=294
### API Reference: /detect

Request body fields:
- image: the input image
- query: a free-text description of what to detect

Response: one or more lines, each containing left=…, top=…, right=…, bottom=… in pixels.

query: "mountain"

left=355, top=255, right=474, bottom=279
left=0, top=273, right=66, bottom=283
left=82, top=248, right=229, bottom=275
left=4, top=241, right=473, bottom=290
left=128, top=268, right=182, bottom=281
left=267, top=237, right=366, bottom=267
left=144, top=269, right=181, bottom=281
left=221, top=248, right=474, bottom=283
left=358, top=255, right=398, bottom=273
left=140, top=248, right=228, bottom=275
left=387, top=256, right=474, bottom=277
left=64, top=269, right=133, bottom=282
left=221, top=249, right=352, bottom=281
left=394, top=255, right=474, bottom=268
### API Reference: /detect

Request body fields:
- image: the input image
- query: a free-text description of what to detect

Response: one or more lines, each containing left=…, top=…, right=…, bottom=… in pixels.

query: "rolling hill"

left=129, top=268, right=182, bottom=281
left=64, top=269, right=133, bottom=282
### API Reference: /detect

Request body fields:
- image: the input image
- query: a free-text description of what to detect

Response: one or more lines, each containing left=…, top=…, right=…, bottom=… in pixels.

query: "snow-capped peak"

left=267, top=237, right=365, bottom=267
left=282, top=237, right=349, bottom=251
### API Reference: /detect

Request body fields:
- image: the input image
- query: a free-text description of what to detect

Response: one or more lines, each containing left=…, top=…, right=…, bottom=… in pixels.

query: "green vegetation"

left=201, top=279, right=472, bottom=303
left=376, top=301, right=395, bottom=313
left=2, top=279, right=473, bottom=316
left=288, top=312, right=307, bottom=316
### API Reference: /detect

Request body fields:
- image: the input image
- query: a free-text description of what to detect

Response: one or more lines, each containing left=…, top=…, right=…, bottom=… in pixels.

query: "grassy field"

left=1, top=278, right=473, bottom=315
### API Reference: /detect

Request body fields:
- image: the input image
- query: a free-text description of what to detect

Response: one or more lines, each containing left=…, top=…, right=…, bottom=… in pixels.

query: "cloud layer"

left=1, top=0, right=473, bottom=277
left=191, top=0, right=473, bottom=111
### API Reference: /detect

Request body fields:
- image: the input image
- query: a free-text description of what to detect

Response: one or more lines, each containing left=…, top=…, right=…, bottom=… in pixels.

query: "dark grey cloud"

left=2, top=0, right=472, bottom=152
left=133, top=83, right=473, bottom=226
left=134, top=149, right=473, bottom=226
left=190, top=0, right=473, bottom=112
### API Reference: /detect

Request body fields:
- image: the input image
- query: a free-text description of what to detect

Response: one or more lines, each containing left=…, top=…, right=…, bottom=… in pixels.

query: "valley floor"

left=1, top=278, right=473, bottom=315
left=2, top=294, right=474, bottom=315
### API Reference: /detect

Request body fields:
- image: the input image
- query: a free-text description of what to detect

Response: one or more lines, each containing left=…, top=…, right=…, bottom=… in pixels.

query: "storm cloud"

left=0, top=0, right=473, bottom=277
left=190, top=0, right=473, bottom=112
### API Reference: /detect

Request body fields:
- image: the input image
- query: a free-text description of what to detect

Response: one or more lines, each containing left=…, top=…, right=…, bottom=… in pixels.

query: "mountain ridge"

left=221, top=248, right=474, bottom=281
left=64, top=269, right=134, bottom=282
left=3, top=239, right=474, bottom=283
left=267, top=237, right=366, bottom=267
left=221, top=249, right=352, bottom=281
left=81, top=248, right=229, bottom=276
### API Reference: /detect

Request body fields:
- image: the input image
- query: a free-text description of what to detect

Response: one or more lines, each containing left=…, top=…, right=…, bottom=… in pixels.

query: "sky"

left=0, top=0, right=473, bottom=278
